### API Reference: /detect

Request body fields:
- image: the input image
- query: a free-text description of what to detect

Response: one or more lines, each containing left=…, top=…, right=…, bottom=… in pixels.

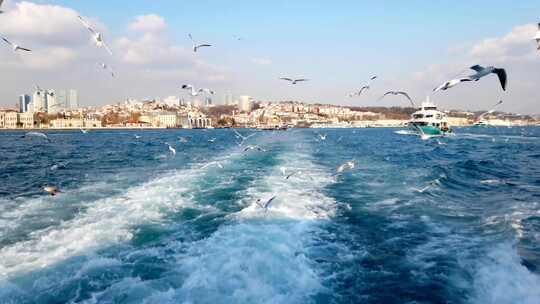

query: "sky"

left=0, top=0, right=539, bottom=113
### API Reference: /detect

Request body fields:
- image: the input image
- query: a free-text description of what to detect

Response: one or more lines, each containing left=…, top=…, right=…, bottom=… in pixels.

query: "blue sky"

left=1, top=1, right=540, bottom=112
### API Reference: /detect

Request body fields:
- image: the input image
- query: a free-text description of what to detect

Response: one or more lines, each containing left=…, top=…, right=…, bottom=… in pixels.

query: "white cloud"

left=128, top=14, right=167, bottom=33
left=250, top=58, right=272, bottom=65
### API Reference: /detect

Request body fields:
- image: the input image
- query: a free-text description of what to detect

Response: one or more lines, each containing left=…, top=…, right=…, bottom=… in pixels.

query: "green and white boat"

left=408, top=99, right=452, bottom=137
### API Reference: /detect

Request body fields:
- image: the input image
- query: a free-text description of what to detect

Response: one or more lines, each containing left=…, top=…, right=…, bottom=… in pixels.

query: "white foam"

left=472, top=244, right=540, bottom=304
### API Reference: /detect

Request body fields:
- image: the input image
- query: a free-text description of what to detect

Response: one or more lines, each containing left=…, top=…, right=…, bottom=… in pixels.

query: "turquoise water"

left=0, top=127, right=539, bottom=303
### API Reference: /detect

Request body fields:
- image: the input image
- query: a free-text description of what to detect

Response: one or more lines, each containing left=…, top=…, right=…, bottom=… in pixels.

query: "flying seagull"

left=255, top=196, right=276, bottom=211
left=433, top=78, right=472, bottom=92
left=80, top=128, right=89, bottom=134
left=468, top=65, right=507, bottom=91
left=1, top=37, right=31, bottom=52
left=280, top=77, right=309, bottom=85
left=165, top=142, right=176, bottom=155
left=378, top=91, right=416, bottom=108
left=181, top=84, right=215, bottom=96
left=336, top=160, right=355, bottom=174
left=534, top=23, right=540, bottom=50
left=188, top=34, right=212, bottom=52
left=244, top=145, right=266, bottom=152
left=316, top=133, right=327, bottom=141
left=99, top=63, right=115, bottom=77
left=21, top=132, right=51, bottom=142
left=43, top=186, right=61, bottom=196
left=201, top=161, right=224, bottom=169
left=78, top=15, right=113, bottom=55
left=477, top=100, right=504, bottom=121
left=349, top=75, right=378, bottom=97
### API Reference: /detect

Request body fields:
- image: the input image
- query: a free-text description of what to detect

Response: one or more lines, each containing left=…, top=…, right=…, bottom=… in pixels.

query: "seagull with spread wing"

left=78, top=15, right=113, bottom=55
left=188, top=34, right=212, bottom=53
left=280, top=77, right=309, bottom=85
left=181, top=84, right=215, bottom=97
left=349, top=76, right=378, bottom=97
left=378, top=91, right=416, bottom=108
left=1, top=36, right=31, bottom=53
left=467, top=65, right=507, bottom=91
left=255, top=196, right=276, bottom=211
left=433, top=78, right=472, bottom=92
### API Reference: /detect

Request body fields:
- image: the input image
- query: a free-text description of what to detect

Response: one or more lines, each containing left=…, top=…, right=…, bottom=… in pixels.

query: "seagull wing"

left=18, top=47, right=32, bottom=52
left=1, top=37, right=13, bottom=46
left=101, top=41, right=113, bottom=56
left=397, top=91, right=414, bottom=104
left=280, top=77, right=293, bottom=82
left=377, top=91, right=393, bottom=101
left=181, top=84, right=193, bottom=90
left=470, top=65, right=485, bottom=72
left=78, top=16, right=97, bottom=35
left=370, top=75, right=378, bottom=81
left=188, top=33, right=195, bottom=43
left=198, top=44, right=212, bottom=48
left=294, top=79, right=308, bottom=82
left=264, top=196, right=277, bottom=209
left=493, top=68, right=507, bottom=91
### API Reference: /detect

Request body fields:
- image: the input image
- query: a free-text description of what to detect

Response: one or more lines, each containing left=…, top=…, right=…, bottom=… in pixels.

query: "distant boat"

left=408, top=98, right=452, bottom=137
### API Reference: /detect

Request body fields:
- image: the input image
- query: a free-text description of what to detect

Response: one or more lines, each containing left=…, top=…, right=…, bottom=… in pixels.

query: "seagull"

left=534, top=23, right=540, bottom=50
left=255, top=196, right=276, bottom=211
left=316, top=133, right=327, bottom=141
left=0, top=0, right=4, bottom=14
left=21, top=132, right=51, bottom=142
left=336, top=160, right=355, bottom=174
left=467, top=65, right=507, bottom=91
left=165, top=143, right=176, bottom=155
left=181, top=84, right=215, bottom=97
left=134, top=134, right=141, bottom=139
left=280, top=77, right=309, bottom=85
left=188, top=34, right=212, bottom=52
left=433, top=78, right=472, bottom=92
left=80, top=129, right=89, bottom=134
left=208, top=138, right=217, bottom=143
left=244, top=145, right=266, bottom=152
left=477, top=100, right=504, bottom=122
left=201, top=161, right=224, bottom=169
left=1, top=36, right=32, bottom=52
left=78, top=15, right=113, bottom=55
left=349, top=75, right=377, bottom=97
left=43, top=186, right=61, bottom=196
left=99, top=63, right=115, bottom=77
left=378, top=91, right=416, bottom=108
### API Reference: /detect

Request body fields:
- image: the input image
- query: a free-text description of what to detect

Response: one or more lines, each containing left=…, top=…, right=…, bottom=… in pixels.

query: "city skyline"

left=0, top=1, right=539, bottom=113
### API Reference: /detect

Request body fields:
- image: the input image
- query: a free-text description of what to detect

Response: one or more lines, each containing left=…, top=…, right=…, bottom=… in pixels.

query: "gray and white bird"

left=534, top=23, right=540, bottom=50
left=0, top=0, right=4, bottom=14
left=255, top=196, right=276, bottom=211
left=181, top=84, right=215, bottom=97
left=467, top=65, right=507, bottom=91
left=99, top=63, right=115, bottom=77
left=43, top=186, right=61, bottom=196
left=244, top=145, right=266, bottom=152
left=378, top=91, right=416, bottom=108
left=433, top=78, right=472, bottom=92
left=78, top=15, right=113, bottom=55
left=21, top=132, right=51, bottom=142
left=280, top=77, right=309, bottom=85
left=336, top=160, right=355, bottom=174
left=1, top=36, right=32, bottom=52
left=188, top=34, right=212, bottom=52
left=349, top=76, right=377, bottom=97
left=165, top=143, right=176, bottom=155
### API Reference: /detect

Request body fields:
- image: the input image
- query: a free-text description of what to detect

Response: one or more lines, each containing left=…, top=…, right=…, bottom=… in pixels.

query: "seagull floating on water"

left=316, top=133, right=327, bottom=141
left=467, top=65, right=507, bottom=91
left=378, top=91, right=416, bottom=108
left=181, top=84, right=215, bottom=97
left=255, top=196, right=276, bottom=211
left=78, top=15, right=113, bottom=55
left=349, top=76, right=377, bottom=97
left=280, top=77, right=309, bottom=85
left=134, top=134, right=141, bottom=139
left=43, top=186, right=61, bottom=196
left=208, top=138, right=217, bottom=143
left=21, top=132, right=51, bottom=142
left=80, top=129, right=89, bottom=134
left=1, top=36, right=31, bottom=53
left=188, top=34, right=212, bottom=53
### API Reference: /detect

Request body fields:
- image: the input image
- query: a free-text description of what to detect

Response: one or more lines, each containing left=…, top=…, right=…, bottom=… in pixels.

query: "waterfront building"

left=238, top=95, right=252, bottom=112
left=68, top=90, right=79, bottom=109
left=32, top=90, right=47, bottom=112
left=18, top=112, right=34, bottom=128
left=4, top=111, right=19, bottom=129
left=18, top=95, right=32, bottom=113
left=46, top=90, right=58, bottom=114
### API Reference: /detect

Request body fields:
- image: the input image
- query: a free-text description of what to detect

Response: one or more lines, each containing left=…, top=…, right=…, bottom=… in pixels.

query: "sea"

left=0, top=127, right=539, bottom=304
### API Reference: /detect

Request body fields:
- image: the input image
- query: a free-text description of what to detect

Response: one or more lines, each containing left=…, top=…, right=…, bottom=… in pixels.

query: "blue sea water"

left=0, top=127, right=539, bottom=304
